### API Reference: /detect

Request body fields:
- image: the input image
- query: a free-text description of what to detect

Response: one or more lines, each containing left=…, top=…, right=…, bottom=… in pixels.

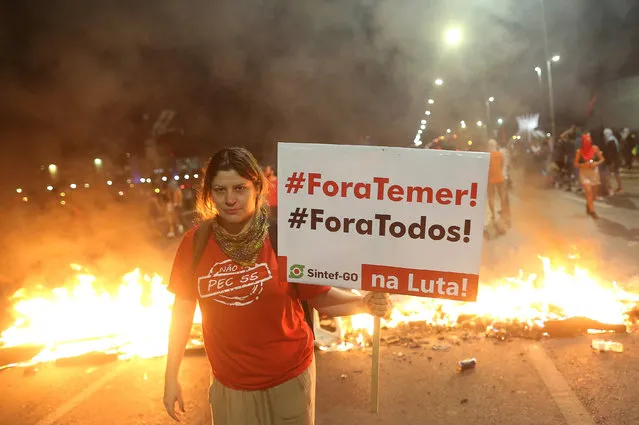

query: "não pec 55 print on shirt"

left=198, top=259, right=273, bottom=307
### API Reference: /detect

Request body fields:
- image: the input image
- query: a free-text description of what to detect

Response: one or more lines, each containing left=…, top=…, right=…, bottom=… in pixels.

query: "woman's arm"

left=165, top=298, right=197, bottom=382
left=163, top=297, right=197, bottom=421
left=560, top=126, right=575, bottom=140
left=308, top=288, right=391, bottom=317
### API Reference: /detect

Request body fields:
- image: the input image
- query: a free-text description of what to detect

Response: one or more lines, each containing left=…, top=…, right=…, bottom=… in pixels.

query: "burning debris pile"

left=316, top=256, right=639, bottom=351
left=0, top=265, right=202, bottom=369
left=1, top=256, right=638, bottom=368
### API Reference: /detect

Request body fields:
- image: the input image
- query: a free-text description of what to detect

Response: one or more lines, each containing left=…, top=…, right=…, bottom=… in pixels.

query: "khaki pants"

left=209, top=356, right=315, bottom=425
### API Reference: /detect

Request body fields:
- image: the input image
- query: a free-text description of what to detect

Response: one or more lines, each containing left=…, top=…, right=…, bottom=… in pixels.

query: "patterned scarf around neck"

left=210, top=206, right=269, bottom=267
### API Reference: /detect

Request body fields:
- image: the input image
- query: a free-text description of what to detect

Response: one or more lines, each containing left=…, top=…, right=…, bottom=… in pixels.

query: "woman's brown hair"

left=196, top=147, right=269, bottom=219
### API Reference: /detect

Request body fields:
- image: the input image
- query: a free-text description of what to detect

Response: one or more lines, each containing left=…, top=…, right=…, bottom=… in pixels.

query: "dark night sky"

left=1, top=0, right=638, bottom=185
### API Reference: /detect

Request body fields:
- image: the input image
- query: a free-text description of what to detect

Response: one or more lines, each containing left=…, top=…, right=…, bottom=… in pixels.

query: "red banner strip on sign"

left=361, top=264, right=478, bottom=301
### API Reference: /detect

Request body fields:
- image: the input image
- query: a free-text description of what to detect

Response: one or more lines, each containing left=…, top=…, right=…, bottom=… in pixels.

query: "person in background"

left=163, top=147, right=392, bottom=425
left=603, top=128, right=623, bottom=195
left=574, top=133, right=605, bottom=219
left=264, top=165, right=278, bottom=218
left=149, top=190, right=167, bottom=237
left=499, top=140, right=512, bottom=189
left=552, top=134, right=568, bottom=189
left=165, top=181, right=185, bottom=238
left=487, top=139, right=509, bottom=223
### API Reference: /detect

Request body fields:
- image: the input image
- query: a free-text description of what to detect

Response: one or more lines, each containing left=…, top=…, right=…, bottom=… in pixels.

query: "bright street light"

left=551, top=55, right=560, bottom=62
left=417, top=130, right=422, bottom=134
left=427, top=98, right=434, bottom=105
left=446, top=129, right=451, bottom=134
left=534, top=66, right=542, bottom=74
left=425, top=110, right=431, bottom=116
left=48, top=164, right=57, bottom=173
left=445, top=27, right=462, bottom=45
left=16, top=188, right=22, bottom=194
left=488, top=96, right=495, bottom=103
left=497, top=118, right=504, bottom=125
left=435, top=79, right=443, bottom=86
left=94, top=158, right=102, bottom=167
left=461, top=121, right=467, bottom=129
left=421, top=119, right=426, bottom=124
left=476, top=121, right=483, bottom=127
left=420, top=124, right=426, bottom=130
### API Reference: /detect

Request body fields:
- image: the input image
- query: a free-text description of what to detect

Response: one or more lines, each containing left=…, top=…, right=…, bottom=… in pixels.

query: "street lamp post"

left=539, top=0, right=557, bottom=139
left=534, top=66, right=545, bottom=122
left=545, top=55, right=559, bottom=139
left=485, top=97, right=494, bottom=136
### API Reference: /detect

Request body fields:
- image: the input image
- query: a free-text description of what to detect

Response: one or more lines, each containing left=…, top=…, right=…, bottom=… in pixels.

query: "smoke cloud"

left=3, top=0, right=636, bottom=169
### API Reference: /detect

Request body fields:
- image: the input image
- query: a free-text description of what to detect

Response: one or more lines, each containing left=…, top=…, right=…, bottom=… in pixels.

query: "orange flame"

left=2, top=256, right=638, bottom=362
left=322, top=257, right=639, bottom=349
left=0, top=265, right=201, bottom=365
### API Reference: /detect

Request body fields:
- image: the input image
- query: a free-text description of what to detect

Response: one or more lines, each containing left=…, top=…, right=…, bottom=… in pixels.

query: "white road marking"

left=528, top=344, right=595, bottom=425
left=34, top=364, right=125, bottom=425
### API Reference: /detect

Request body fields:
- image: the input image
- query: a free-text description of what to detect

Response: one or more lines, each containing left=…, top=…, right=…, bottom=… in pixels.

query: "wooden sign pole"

left=370, top=315, right=381, bottom=413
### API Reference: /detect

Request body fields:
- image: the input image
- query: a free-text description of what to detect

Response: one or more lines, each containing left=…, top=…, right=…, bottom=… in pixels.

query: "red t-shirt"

left=168, top=227, right=330, bottom=390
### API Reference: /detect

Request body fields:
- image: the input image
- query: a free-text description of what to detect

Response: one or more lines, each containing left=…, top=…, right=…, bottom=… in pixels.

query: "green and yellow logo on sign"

left=289, top=264, right=305, bottom=279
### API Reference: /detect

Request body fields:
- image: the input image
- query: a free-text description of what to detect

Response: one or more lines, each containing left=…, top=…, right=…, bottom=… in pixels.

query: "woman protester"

left=163, top=147, right=392, bottom=425
left=574, top=133, right=605, bottom=219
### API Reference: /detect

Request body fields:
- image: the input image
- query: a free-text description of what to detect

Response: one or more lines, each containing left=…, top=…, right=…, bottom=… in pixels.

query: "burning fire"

left=321, top=256, right=639, bottom=350
left=0, top=265, right=202, bottom=366
left=1, top=256, right=638, bottom=364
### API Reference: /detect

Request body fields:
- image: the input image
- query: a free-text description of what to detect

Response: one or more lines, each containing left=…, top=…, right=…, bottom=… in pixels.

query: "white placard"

left=277, top=143, right=489, bottom=301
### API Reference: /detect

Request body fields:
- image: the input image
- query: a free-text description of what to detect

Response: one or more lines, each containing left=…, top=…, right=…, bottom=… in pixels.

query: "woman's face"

left=211, top=170, right=258, bottom=225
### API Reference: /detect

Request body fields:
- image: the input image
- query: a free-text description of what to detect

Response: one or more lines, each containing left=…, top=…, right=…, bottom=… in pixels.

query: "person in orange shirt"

left=487, top=139, right=509, bottom=222
left=163, top=147, right=392, bottom=425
